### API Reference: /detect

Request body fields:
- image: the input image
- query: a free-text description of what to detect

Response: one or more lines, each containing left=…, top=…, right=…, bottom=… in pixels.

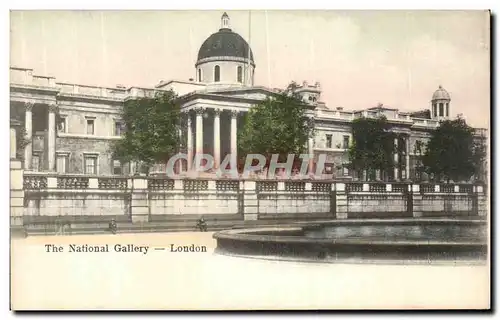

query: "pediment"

left=207, top=87, right=278, bottom=102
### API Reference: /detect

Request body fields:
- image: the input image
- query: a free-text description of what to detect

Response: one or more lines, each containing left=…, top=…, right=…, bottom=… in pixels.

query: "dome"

left=432, top=85, right=451, bottom=101
left=196, top=13, right=255, bottom=65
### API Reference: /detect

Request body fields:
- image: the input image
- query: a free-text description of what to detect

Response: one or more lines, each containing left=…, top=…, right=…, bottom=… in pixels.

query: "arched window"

left=214, top=65, right=220, bottom=82
left=446, top=103, right=449, bottom=117
left=433, top=104, right=437, bottom=117
left=237, top=66, right=242, bottom=83
left=439, top=103, right=444, bottom=117
left=198, top=68, right=202, bottom=82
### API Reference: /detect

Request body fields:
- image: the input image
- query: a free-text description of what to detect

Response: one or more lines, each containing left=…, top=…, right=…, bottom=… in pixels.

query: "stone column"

left=308, top=136, right=314, bottom=174
left=393, top=137, right=399, bottom=181
left=186, top=113, right=193, bottom=170
left=24, top=102, right=33, bottom=170
left=10, top=127, right=16, bottom=159
left=48, top=103, right=57, bottom=172
left=230, top=110, right=238, bottom=169
left=176, top=126, right=182, bottom=173
left=195, top=108, right=204, bottom=156
left=405, top=137, right=410, bottom=180
left=213, top=109, right=221, bottom=168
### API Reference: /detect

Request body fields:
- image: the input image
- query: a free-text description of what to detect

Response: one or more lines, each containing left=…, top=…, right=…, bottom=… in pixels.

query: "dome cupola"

left=431, top=85, right=451, bottom=120
left=195, top=12, right=255, bottom=87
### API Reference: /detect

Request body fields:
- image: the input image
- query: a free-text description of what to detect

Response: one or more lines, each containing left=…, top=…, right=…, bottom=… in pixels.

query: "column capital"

left=24, top=101, right=34, bottom=112
left=213, top=108, right=222, bottom=116
left=48, top=103, right=58, bottom=113
left=230, top=110, right=239, bottom=119
left=194, top=107, right=205, bottom=115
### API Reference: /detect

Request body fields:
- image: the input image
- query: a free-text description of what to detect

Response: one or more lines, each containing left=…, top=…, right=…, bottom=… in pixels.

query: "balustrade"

left=183, top=180, right=208, bottom=191
left=257, top=181, right=278, bottom=192
left=216, top=180, right=239, bottom=191
left=98, top=177, right=128, bottom=190
left=420, top=184, right=435, bottom=193
left=459, top=185, right=474, bottom=193
left=311, top=182, right=331, bottom=193
left=148, top=178, right=175, bottom=190
left=285, top=181, right=306, bottom=192
left=369, top=183, right=386, bottom=193
left=346, top=183, right=363, bottom=192
left=23, top=175, right=47, bottom=190
left=57, top=176, right=89, bottom=189
left=440, top=184, right=455, bottom=193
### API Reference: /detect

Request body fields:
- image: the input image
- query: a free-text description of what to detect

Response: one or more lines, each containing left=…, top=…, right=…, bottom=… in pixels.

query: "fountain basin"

left=213, top=219, right=488, bottom=263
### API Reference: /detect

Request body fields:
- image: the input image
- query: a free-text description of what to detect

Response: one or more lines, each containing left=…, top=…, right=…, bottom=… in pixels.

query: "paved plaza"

left=11, top=232, right=489, bottom=310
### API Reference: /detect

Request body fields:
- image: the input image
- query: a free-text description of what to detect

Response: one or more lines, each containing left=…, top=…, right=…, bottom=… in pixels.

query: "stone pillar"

left=375, top=169, right=381, bottom=181
left=176, top=126, right=182, bottom=173
left=186, top=113, right=193, bottom=170
left=334, top=183, right=348, bottom=219
left=405, top=137, right=410, bottom=180
left=230, top=110, right=238, bottom=169
left=411, top=184, right=423, bottom=217
left=10, top=158, right=25, bottom=234
left=10, top=128, right=16, bottom=159
left=243, top=181, right=258, bottom=220
left=24, top=102, right=33, bottom=170
left=195, top=108, right=204, bottom=156
left=393, top=137, right=399, bottom=181
left=213, top=109, right=221, bottom=168
left=308, top=136, right=314, bottom=174
left=131, top=177, right=149, bottom=223
left=48, top=103, right=57, bottom=172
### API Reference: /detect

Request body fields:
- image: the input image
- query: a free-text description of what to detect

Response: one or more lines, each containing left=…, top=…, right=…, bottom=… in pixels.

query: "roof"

left=197, top=29, right=254, bottom=63
left=432, top=85, right=451, bottom=101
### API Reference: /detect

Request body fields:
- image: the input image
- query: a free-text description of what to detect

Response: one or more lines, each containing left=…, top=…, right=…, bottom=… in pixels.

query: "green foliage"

left=111, top=90, right=183, bottom=172
left=237, top=82, right=314, bottom=164
left=347, top=116, right=396, bottom=180
left=15, top=126, right=30, bottom=160
left=422, top=117, right=486, bottom=182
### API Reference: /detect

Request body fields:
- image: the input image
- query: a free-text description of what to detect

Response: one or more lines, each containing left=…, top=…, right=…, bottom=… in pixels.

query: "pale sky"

left=10, top=10, right=490, bottom=128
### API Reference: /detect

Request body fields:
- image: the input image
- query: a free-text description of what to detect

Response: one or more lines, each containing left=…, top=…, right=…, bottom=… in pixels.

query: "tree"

left=422, top=116, right=485, bottom=183
left=237, top=82, right=314, bottom=167
left=111, top=90, right=183, bottom=174
left=347, top=116, right=396, bottom=181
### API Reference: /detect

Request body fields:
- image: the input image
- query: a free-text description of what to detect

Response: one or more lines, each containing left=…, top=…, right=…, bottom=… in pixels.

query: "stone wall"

left=18, top=172, right=487, bottom=226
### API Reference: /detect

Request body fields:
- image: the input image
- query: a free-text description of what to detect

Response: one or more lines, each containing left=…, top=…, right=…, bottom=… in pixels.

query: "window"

left=56, top=153, right=69, bottom=173
left=198, top=68, right=202, bottom=82
left=325, top=134, right=332, bottom=148
left=58, top=115, right=67, bottom=133
left=112, top=160, right=123, bottom=175
left=114, top=121, right=123, bottom=136
left=237, top=66, right=242, bottom=83
left=343, top=135, right=350, bottom=149
left=84, top=155, right=98, bottom=175
left=86, top=118, right=95, bottom=135
left=439, top=103, right=444, bottom=117
left=343, top=166, right=349, bottom=176
left=32, top=154, right=40, bottom=171
left=446, top=103, right=449, bottom=117
left=214, top=65, right=220, bottom=82
left=433, top=104, right=437, bottom=118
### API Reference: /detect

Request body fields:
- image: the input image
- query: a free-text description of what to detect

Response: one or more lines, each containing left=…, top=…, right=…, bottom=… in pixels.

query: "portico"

left=11, top=99, right=59, bottom=172
left=182, top=106, right=244, bottom=170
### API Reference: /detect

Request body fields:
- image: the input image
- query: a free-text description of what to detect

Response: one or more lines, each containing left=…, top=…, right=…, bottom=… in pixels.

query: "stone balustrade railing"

left=22, top=173, right=485, bottom=195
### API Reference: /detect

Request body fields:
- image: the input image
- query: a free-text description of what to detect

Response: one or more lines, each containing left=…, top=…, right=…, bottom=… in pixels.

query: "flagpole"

left=265, top=10, right=271, bottom=88
left=247, top=10, right=251, bottom=86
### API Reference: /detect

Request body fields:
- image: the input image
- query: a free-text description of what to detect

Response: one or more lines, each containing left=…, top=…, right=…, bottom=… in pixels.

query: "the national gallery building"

left=9, top=13, right=487, bottom=181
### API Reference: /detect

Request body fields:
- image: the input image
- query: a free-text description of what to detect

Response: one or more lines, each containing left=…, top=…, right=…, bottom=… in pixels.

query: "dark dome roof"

left=197, top=29, right=254, bottom=63
left=432, top=85, right=451, bottom=101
